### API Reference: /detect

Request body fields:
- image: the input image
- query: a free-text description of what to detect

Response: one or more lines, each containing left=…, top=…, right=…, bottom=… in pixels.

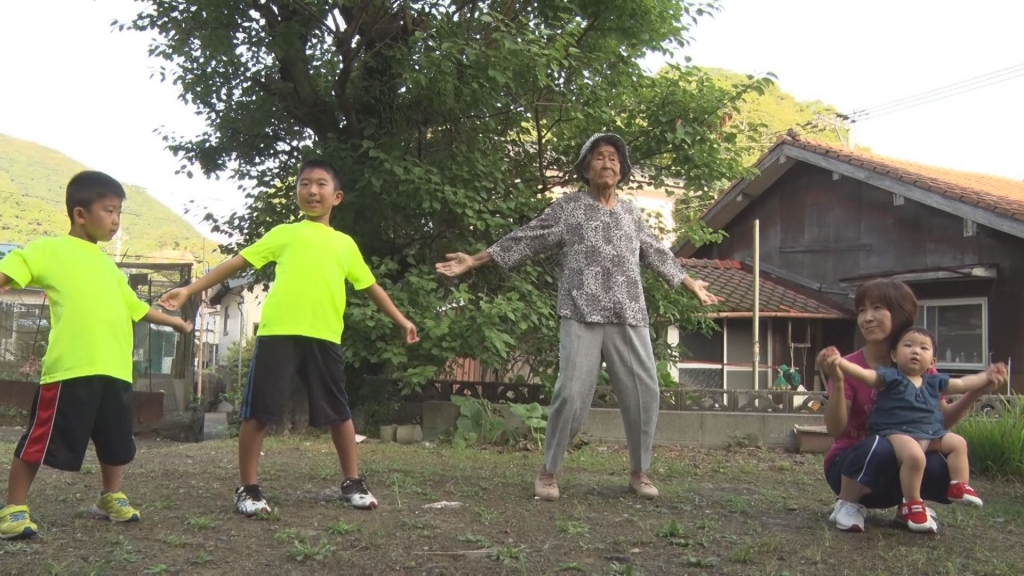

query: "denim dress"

left=867, top=367, right=950, bottom=440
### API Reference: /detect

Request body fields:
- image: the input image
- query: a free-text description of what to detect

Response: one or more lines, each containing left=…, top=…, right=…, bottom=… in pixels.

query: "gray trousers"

left=543, top=319, right=660, bottom=473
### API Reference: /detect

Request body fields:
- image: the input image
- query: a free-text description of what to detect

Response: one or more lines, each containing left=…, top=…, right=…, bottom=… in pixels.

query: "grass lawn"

left=1, top=432, right=1022, bottom=575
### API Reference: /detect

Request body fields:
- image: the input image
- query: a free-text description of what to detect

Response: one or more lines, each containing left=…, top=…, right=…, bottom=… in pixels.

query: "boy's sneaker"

left=92, top=492, right=141, bottom=523
left=947, top=481, right=983, bottom=507
left=829, top=499, right=866, bottom=532
left=0, top=505, right=37, bottom=540
left=234, top=485, right=271, bottom=517
left=897, top=499, right=938, bottom=533
left=341, top=477, right=378, bottom=510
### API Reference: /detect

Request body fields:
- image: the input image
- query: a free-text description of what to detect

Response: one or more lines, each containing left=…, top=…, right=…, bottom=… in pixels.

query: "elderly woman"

left=436, top=133, right=719, bottom=500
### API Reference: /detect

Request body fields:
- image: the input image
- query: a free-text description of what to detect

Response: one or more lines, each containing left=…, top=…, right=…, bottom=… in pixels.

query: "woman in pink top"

left=816, top=278, right=995, bottom=532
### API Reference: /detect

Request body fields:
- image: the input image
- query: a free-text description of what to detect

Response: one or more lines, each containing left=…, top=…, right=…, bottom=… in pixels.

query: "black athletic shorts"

left=825, top=434, right=951, bottom=508
left=239, top=335, right=351, bottom=427
left=15, top=376, right=136, bottom=471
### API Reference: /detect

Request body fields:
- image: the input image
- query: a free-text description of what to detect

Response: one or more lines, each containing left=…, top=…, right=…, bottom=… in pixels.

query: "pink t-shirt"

left=823, top=349, right=941, bottom=470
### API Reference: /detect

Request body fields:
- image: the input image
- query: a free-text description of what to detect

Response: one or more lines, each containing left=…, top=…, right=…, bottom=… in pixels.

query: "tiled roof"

left=783, top=136, right=1024, bottom=221
left=681, top=258, right=850, bottom=318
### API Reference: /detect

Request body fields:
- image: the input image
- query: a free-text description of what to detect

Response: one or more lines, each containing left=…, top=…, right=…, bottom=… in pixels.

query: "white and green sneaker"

left=92, top=492, right=141, bottom=523
left=0, top=504, right=38, bottom=540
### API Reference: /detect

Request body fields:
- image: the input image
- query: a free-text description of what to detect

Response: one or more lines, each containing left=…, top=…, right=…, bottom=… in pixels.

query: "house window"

left=915, top=298, right=987, bottom=369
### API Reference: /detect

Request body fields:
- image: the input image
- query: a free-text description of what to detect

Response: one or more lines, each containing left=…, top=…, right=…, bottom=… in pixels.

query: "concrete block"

left=763, top=414, right=820, bottom=448
left=702, top=413, right=764, bottom=448
left=652, top=411, right=703, bottom=447
left=579, top=408, right=628, bottom=442
left=421, top=401, right=460, bottom=440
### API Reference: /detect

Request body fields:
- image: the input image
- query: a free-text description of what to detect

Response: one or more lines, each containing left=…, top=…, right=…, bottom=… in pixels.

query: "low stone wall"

left=0, top=378, right=167, bottom=435
left=420, top=400, right=822, bottom=450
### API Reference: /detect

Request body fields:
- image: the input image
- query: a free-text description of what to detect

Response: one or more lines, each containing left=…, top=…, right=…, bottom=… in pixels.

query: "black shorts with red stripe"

left=15, top=376, right=136, bottom=472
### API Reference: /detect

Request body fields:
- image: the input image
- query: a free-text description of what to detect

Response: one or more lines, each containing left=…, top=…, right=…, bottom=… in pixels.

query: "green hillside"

left=0, top=134, right=216, bottom=262
left=702, top=67, right=850, bottom=165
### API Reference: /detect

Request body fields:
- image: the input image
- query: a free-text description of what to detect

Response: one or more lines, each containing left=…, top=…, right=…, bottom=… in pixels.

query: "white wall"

left=216, top=285, right=266, bottom=363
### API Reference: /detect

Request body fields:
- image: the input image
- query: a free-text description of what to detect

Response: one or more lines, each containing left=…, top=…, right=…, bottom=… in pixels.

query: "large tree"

left=121, top=0, right=770, bottom=395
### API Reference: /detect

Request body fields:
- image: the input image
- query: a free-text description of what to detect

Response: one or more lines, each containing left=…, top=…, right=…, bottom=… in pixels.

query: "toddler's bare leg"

left=939, top=433, right=970, bottom=484
left=889, top=434, right=926, bottom=502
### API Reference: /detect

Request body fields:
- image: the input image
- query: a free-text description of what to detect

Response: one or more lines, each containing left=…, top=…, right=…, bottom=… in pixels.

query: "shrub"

left=956, top=397, right=1024, bottom=477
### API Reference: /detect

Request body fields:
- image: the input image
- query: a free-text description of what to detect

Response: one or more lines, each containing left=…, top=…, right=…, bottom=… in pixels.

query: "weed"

left=195, top=549, right=213, bottom=564
left=274, top=528, right=305, bottom=543
left=185, top=515, right=218, bottom=530
left=459, top=533, right=491, bottom=547
left=655, top=519, right=683, bottom=538
left=143, top=565, right=171, bottom=575
left=0, top=542, right=31, bottom=554
left=492, top=544, right=525, bottom=563
left=731, top=547, right=754, bottom=563
left=328, top=520, right=359, bottom=535
left=289, top=538, right=333, bottom=562
left=686, top=556, right=720, bottom=568
left=148, top=497, right=177, bottom=511
left=254, top=508, right=282, bottom=521
left=158, top=534, right=189, bottom=548
left=557, top=520, right=590, bottom=536
left=555, top=562, right=586, bottom=572
left=400, top=518, right=426, bottom=530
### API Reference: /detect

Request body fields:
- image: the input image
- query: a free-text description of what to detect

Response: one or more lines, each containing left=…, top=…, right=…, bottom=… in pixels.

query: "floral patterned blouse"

left=487, top=191, right=688, bottom=327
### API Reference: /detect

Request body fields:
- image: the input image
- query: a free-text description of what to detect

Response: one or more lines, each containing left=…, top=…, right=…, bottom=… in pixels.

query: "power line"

left=854, top=72, right=1024, bottom=122
left=849, top=63, right=1024, bottom=121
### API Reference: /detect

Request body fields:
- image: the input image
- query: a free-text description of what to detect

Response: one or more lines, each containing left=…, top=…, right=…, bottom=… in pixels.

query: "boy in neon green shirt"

left=0, top=171, right=193, bottom=540
left=160, top=159, right=418, bottom=514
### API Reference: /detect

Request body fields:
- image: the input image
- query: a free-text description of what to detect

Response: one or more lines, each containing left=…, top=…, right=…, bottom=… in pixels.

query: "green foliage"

left=507, top=402, right=549, bottom=449
left=120, top=1, right=764, bottom=389
left=450, top=396, right=548, bottom=450
left=956, top=398, right=1024, bottom=477
left=0, top=134, right=215, bottom=262
left=656, top=519, right=684, bottom=538
left=451, top=396, right=512, bottom=449
left=696, top=67, right=850, bottom=166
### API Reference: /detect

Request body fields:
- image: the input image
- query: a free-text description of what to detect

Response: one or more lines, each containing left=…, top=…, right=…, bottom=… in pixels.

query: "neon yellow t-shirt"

left=0, top=236, right=151, bottom=385
left=240, top=220, right=375, bottom=343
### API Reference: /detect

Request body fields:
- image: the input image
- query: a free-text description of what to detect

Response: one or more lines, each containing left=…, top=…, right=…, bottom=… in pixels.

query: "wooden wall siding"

left=696, top=162, right=1024, bottom=390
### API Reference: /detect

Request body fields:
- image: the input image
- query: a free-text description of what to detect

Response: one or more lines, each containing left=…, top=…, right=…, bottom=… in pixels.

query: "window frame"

left=916, top=297, right=988, bottom=370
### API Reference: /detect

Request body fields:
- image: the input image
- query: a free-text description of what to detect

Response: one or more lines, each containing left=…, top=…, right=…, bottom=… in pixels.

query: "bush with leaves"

left=451, top=396, right=549, bottom=450
left=120, top=1, right=768, bottom=392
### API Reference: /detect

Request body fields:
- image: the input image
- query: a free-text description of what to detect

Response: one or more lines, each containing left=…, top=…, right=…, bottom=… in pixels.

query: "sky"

left=1, top=0, right=1022, bottom=239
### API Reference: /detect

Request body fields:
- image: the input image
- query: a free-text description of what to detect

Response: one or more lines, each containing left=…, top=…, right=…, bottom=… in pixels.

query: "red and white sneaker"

left=947, top=481, right=983, bottom=507
left=898, top=499, right=937, bottom=533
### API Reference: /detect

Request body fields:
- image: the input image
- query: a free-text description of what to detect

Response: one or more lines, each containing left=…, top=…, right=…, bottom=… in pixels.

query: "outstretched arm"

left=436, top=250, right=492, bottom=278
left=438, top=200, right=564, bottom=278
left=946, top=363, right=1007, bottom=395
left=159, top=255, right=252, bottom=310
left=360, top=283, right=419, bottom=344
left=143, top=309, right=193, bottom=334
left=834, top=357, right=883, bottom=389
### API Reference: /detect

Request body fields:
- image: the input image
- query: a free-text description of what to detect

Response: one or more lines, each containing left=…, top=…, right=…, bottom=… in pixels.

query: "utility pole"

left=812, top=113, right=853, bottom=148
left=753, top=219, right=760, bottom=389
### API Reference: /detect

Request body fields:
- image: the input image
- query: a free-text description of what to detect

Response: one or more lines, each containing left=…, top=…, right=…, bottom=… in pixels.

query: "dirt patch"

left=0, top=438, right=1022, bottom=574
